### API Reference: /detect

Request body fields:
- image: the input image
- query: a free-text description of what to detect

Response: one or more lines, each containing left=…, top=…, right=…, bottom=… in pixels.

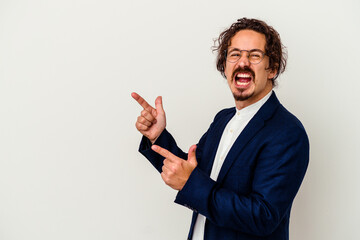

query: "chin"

left=232, top=86, right=255, bottom=101
left=233, top=92, right=254, bottom=101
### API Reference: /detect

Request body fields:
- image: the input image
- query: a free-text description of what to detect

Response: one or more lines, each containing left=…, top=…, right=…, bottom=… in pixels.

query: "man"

left=132, top=18, right=309, bottom=240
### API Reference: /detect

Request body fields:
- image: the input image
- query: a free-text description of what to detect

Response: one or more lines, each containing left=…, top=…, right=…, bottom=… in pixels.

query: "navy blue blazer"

left=139, top=92, right=309, bottom=240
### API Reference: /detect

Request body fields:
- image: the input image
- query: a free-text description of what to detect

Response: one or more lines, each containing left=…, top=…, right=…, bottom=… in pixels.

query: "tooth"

left=237, top=73, right=251, bottom=78
left=236, top=81, right=249, bottom=86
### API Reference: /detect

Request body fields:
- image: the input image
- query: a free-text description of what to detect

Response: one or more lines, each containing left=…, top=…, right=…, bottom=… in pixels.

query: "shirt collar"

left=234, top=90, right=273, bottom=120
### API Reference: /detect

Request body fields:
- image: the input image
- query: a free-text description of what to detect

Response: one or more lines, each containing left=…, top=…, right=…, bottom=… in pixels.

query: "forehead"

left=229, top=30, right=266, bottom=51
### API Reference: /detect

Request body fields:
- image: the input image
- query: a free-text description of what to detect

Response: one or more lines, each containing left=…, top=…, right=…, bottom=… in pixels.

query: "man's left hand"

left=151, top=144, right=198, bottom=190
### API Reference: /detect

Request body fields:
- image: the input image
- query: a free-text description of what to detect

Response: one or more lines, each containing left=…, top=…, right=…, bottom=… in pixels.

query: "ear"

left=267, top=69, right=277, bottom=80
left=267, top=64, right=278, bottom=80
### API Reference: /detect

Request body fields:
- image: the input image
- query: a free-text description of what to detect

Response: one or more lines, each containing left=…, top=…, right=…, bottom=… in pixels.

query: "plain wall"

left=0, top=0, right=359, bottom=239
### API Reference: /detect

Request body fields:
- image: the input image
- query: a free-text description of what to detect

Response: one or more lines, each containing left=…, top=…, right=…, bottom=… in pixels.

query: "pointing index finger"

left=151, top=145, right=177, bottom=161
left=131, top=92, right=152, bottom=110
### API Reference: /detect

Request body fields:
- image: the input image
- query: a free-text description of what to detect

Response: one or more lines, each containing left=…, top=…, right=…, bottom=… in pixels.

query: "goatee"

left=233, top=91, right=254, bottom=101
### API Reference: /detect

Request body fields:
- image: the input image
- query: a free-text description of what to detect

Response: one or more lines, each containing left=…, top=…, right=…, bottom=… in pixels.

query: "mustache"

left=231, top=66, right=255, bottom=80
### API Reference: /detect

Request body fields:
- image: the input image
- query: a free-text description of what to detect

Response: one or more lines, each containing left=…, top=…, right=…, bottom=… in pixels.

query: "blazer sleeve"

left=174, top=125, right=309, bottom=236
left=138, top=109, right=224, bottom=173
left=138, top=128, right=188, bottom=173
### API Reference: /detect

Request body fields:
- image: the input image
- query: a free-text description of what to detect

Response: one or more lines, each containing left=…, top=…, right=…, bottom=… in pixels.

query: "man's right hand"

left=131, top=92, right=166, bottom=144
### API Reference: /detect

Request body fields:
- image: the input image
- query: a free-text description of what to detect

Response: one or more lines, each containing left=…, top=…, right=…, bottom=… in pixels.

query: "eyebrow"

left=227, top=48, right=264, bottom=53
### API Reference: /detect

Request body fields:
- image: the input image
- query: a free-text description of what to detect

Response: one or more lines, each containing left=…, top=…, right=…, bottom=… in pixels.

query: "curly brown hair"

left=213, top=18, right=287, bottom=85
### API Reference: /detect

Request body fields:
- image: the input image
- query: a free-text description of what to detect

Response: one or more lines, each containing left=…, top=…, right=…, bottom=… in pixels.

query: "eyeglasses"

left=226, top=47, right=266, bottom=64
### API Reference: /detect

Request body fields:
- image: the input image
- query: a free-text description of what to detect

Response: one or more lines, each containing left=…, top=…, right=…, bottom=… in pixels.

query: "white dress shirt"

left=191, top=91, right=272, bottom=240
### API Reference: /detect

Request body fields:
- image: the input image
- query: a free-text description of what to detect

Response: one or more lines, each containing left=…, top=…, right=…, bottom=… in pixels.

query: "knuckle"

left=137, top=123, right=147, bottom=131
left=138, top=117, right=149, bottom=126
left=161, top=174, right=169, bottom=183
left=167, top=165, right=174, bottom=173
left=143, top=119, right=152, bottom=127
left=171, top=165, right=179, bottom=174
left=141, top=110, right=148, bottom=116
left=165, top=178, right=172, bottom=185
left=175, top=161, right=182, bottom=168
left=161, top=172, right=166, bottom=180
left=138, top=117, right=144, bottom=124
left=137, top=116, right=147, bottom=125
left=143, top=110, right=155, bottom=120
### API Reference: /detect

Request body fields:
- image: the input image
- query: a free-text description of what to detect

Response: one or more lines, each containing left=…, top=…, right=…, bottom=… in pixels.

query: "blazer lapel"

left=201, top=109, right=235, bottom=176
left=216, top=92, right=281, bottom=183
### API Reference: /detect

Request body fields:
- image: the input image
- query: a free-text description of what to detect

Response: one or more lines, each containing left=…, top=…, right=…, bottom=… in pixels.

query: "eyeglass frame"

left=225, top=47, right=266, bottom=65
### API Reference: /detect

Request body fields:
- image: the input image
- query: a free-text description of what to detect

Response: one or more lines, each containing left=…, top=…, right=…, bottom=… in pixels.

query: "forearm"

left=139, top=129, right=187, bottom=172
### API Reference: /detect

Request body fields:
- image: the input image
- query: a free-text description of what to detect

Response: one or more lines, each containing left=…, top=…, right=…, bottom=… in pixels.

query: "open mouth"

left=234, top=72, right=252, bottom=87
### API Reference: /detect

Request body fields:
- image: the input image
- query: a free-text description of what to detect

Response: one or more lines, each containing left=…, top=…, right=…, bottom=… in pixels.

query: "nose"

left=236, top=53, right=250, bottom=68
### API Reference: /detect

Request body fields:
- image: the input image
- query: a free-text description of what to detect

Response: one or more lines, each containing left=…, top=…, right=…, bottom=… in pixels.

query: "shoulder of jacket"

left=214, top=107, right=235, bottom=120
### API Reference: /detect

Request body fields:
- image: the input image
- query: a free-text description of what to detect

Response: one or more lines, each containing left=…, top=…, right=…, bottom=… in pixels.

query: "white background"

left=1, top=0, right=359, bottom=239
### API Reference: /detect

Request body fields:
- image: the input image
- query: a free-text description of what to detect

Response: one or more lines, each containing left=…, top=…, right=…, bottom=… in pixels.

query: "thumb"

left=155, top=96, right=165, bottom=114
left=187, top=145, right=197, bottom=164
